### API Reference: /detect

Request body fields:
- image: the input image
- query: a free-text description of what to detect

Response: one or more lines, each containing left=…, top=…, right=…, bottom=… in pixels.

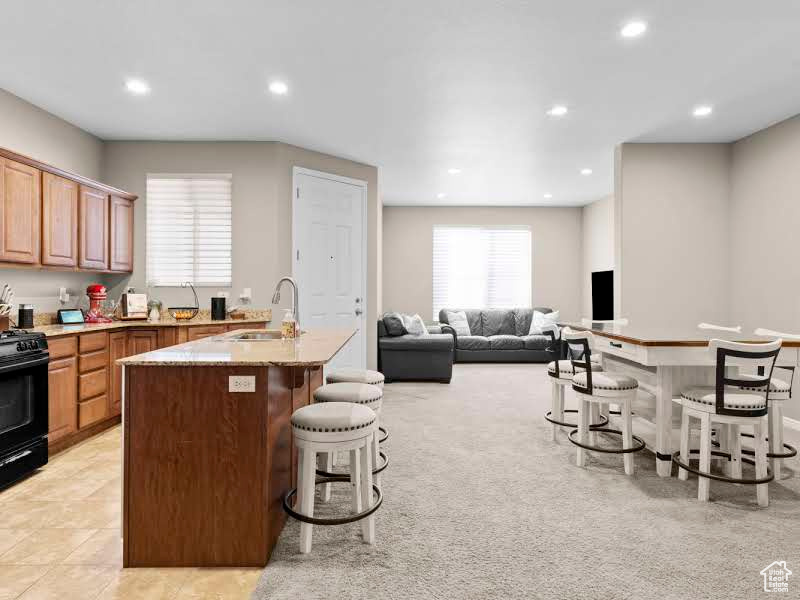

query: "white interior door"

left=293, top=168, right=366, bottom=370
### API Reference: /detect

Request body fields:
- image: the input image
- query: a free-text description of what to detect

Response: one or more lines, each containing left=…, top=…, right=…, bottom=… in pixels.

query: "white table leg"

left=655, top=366, right=674, bottom=477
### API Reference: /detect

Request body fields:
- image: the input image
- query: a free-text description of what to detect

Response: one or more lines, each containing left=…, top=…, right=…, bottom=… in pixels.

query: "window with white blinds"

left=432, top=226, right=531, bottom=320
left=146, top=174, right=232, bottom=287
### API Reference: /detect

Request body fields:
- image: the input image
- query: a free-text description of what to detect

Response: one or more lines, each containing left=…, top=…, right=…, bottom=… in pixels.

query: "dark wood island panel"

left=123, top=364, right=318, bottom=567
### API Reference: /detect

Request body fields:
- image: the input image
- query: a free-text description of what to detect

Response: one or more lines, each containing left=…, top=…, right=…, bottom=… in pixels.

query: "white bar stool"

left=564, top=328, right=645, bottom=475
left=283, top=402, right=381, bottom=553
left=326, top=368, right=388, bottom=443
left=314, top=382, right=387, bottom=502
left=673, top=338, right=782, bottom=507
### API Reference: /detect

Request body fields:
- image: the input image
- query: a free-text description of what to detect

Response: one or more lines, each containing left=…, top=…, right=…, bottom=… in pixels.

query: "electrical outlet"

left=228, top=375, right=256, bottom=393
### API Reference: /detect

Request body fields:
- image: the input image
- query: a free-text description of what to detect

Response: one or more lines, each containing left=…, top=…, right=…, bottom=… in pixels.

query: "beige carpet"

left=254, top=364, right=800, bottom=600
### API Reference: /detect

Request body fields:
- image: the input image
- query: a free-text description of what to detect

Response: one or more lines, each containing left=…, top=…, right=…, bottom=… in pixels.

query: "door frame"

left=291, top=166, right=368, bottom=367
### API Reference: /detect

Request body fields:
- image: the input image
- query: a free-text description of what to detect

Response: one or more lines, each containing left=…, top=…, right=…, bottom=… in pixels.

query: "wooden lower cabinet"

left=186, top=325, right=227, bottom=342
left=109, top=331, right=127, bottom=416
left=128, top=329, right=159, bottom=355
left=48, top=356, right=78, bottom=444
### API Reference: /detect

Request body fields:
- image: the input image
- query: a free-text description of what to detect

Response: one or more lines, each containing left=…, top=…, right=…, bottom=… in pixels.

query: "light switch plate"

left=229, top=375, right=256, bottom=393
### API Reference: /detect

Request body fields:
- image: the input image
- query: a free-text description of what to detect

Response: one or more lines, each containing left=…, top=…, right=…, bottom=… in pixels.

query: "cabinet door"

left=109, top=195, right=133, bottom=272
left=79, top=185, right=109, bottom=269
left=186, top=326, right=227, bottom=342
left=108, top=331, right=127, bottom=416
left=128, top=329, right=159, bottom=355
left=41, top=173, right=78, bottom=267
left=48, top=356, right=78, bottom=444
left=0, top=158, right=40, bottom=264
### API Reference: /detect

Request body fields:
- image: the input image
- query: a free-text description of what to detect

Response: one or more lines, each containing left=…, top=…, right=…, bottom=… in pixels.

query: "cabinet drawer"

left=187, top=325, right=227, bottom=341
left=48, top=336, right=77, bottom=360
left=79, top=367, right=107, bottom=400
left=79, top=348, right=109, bottom=374
left=227, top=322, right=266, bottom=332
left=79, top=332, right=108, bottom=353
left=79, top=394, right=108, bottom=429
left=600, top=337, right=639, bottom=360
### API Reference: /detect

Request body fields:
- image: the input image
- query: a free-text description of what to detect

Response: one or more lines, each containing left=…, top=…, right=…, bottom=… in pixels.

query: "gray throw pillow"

left=382, top=312, right=407, bottom=336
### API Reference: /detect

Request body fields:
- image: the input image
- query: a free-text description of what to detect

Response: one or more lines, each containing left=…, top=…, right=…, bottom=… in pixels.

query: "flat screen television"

left=591, top=270, right=614, bottom=321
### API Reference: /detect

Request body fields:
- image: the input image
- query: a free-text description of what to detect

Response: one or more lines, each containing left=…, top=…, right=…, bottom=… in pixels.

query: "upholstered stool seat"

left=547, top=359, right=603, bottom=380
left=546, top=358, right=607, bottom=436
left=285, top=402, right=380, bottom=553
left=326, top=368, right=385, bottom=388
left=738, top=374, right=791, bottom=397
left=572, top=372, right=638, bottom=397
left=681, top=387, right=766, bottom=413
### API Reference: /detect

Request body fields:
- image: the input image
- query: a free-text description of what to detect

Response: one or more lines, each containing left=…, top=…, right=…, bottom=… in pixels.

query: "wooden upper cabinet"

left=0, top=157, right=41, bottom=264
left=110, top=195, right=134, bottom=272
left=42, top=173, right=79, bottom=267
left=79, top=185, right=109, bottom=270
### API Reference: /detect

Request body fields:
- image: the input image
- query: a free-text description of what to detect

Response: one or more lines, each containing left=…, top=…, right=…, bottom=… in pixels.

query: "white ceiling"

left=2, top=1, right=800, bottom=206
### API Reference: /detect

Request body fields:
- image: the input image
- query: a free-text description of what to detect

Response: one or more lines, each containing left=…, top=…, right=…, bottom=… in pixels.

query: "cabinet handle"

left=609, top=342, right=622, bottom=348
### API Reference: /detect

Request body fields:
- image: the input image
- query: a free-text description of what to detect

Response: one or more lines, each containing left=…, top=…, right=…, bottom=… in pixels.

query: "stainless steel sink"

left=229, top=331, right=284, bottom=341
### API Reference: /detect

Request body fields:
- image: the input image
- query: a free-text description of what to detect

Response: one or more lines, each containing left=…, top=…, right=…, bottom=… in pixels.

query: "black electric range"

left=0, top=330, right=49, bottom=489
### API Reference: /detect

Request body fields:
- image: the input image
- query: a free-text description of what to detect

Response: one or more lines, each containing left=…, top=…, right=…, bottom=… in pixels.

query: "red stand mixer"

left=85, top=284, right=113, bottom=323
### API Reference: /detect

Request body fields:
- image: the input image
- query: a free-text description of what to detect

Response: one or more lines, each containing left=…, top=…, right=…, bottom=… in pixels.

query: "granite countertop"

left=118, top=328, right=356, bottom=367
left=33, top=314, right=271, bottom=338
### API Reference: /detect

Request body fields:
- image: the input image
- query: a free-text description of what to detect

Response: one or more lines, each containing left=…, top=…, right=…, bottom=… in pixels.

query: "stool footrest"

left=671, top=449, right=774, bottom=484
left=378, top=426, right=389, bottom=444
left=316, top=450, right=388, bottom=477
left=711, top=433, right=797, bottom=459
left=545, top=409, right=608, bottom=430
left=567, top=427, right=646, bottom=454
left=283, top=477, right=383, bottom=525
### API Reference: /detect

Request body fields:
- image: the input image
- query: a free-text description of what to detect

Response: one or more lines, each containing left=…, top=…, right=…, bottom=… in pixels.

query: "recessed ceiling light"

left=436, top=192, right=447, bottom=199
left=447, top=168, right=462, bottom=175
left=580, top=168, right=593, bottom=176
left=692, top=105, right=713, bottom=118
left=543, top=193, right=553, bottom=199
left=620, top=21, right=648, bottom=38
left=546, top=105, right=568, bottom=117
left=125, top=78, right=150, bottom=95
left=268, top=80, right=289, bottom=95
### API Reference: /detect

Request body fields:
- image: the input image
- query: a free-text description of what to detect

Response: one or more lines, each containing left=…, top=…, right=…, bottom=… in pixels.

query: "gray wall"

left=102, top=141, right=382, bottom=368
left=0, top=89, right=110, bottom=313
left=382, top=206, right=583, bottom=322
left=614, top=143, right=731, bottom=326
left=581, top=195, right=614, bottom=318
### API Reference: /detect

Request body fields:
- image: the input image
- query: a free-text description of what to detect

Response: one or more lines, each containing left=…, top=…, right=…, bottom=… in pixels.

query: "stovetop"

left=0, top=330, right=48, bottom=361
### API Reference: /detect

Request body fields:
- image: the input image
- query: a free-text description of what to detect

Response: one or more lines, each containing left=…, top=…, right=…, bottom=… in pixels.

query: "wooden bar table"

left=563, top=322, right=799, bottom=477
left=118, top=328, right=355, bottom=567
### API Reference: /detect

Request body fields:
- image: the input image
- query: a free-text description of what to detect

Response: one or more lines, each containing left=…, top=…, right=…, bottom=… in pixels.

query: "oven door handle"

left=0, top=353, right=50, bottom=374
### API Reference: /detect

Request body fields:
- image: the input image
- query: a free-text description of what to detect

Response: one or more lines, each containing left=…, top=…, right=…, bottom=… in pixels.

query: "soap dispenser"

left=281, top=309, right=298, bottom=339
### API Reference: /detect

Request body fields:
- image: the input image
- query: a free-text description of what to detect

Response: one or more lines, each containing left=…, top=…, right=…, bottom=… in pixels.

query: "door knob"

left=355, top=307, right=363, bottom=316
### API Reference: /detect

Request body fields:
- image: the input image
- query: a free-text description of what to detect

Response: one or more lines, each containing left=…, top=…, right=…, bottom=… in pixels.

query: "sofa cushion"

left=482, top=310, right=516, bottom=336
left=520, top=334, right=553, bottom=350
left=488, top=335, right=523, bottom=350
left=514, top=307, right=552, bottom=336
left=382, top=312, right=407, bottom=336
left=457, top=335, right=490, bottom=351
left=380, top=333, right=454, bottom=352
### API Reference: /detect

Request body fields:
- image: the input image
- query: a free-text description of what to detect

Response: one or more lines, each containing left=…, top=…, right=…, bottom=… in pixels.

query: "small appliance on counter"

left=85, top=284, right=113, bottom=323
left=57, top=309, right=85, bottom=324
left=17, top=304, right=34, bottom=329
left=121, top=292, right=149, bottom=320
left=0, top=330, right=49, bottom=489
left=211, top=296, right=226, bottom=321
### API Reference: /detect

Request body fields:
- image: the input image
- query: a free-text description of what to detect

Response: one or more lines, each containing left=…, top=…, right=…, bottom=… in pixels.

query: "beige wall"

left=580, top=195, right=614, bottom=318
left=102, top=141, right=381, bottom=368
left=382, top=206, right=583, bottom=322
left=615, top=143, right=731, bottom=326
left=0, top=89, right=109, bottom=313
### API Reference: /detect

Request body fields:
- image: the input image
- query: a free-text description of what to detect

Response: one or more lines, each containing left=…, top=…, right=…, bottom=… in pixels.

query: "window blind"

left=432, top=226, right=531, bottom=320
left=146, top=174, right=232, bottom=287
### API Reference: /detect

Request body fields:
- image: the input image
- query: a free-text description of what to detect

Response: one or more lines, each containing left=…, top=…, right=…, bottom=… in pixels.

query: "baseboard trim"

left=784, top=416, right=800, bottom=432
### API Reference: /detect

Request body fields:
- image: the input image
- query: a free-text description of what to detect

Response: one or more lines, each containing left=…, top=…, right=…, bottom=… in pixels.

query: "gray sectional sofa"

left=377, top=320, right=454, bottom=383
left=438, top=307, right=559, bottom=363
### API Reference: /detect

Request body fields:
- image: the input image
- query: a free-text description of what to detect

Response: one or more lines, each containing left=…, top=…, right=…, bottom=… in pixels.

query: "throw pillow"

left=382, top=312, right=407, bottom=336
left=529, top=310, right=560, bottom=335
left=402, top=313, right=429, bottom=336
left=445, top=310, right=471, bottom=336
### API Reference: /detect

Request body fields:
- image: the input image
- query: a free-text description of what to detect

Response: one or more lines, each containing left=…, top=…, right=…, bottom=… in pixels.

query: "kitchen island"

left=118, top=328, right=355, bottom=567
